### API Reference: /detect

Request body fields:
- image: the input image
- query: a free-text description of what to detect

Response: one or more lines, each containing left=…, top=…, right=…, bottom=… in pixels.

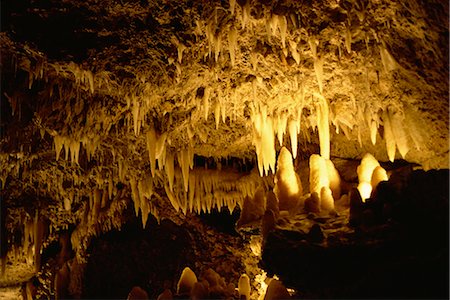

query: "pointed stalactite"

left=229, top=0, right=236, bottom=15
left=54, top=135, right=64, bottom=161
left=316, top=95, right=330, bottom=160
left=388, top=108, right=409, bottom=158
left=228, top=27, right=238, bottom=67
left=379, top=43, right=397, bottom=73
left=165, top=152, right=175, bottom=192
left=146, top=128, right=157, bottom=177
left=314, top=57, right=324, bottom=94
left=279, top=15, right=287, bottom=49
left=130, top=178, right=140, bottom=217
left=288, top=119, right=298, bottom=159
left=179, top=149, right=190, bottom=193
left=131, top=95, right=141, bottom=136
left=382, top=110, right=396, bottom=162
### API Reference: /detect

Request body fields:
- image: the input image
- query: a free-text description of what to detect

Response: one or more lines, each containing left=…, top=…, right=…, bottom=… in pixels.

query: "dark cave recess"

left=261, top=169, right=449, bottom=299
left=83, top=217, right=195, bottom=299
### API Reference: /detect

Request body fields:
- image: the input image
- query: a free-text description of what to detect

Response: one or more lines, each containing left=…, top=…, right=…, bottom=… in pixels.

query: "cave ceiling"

left=0, top=0, right=449, bottom=223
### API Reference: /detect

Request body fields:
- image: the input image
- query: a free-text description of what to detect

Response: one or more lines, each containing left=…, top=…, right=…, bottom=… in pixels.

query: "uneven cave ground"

left=2, top=158, right=448, bottom=299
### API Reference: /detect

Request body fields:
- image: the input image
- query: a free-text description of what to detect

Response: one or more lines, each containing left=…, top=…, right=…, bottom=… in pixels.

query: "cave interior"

left=0, top=0, right=449, bottom=299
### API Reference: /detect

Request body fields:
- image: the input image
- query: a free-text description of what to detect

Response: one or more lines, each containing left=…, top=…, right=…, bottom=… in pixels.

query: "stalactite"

left=214, top=101, right=221, bottom=129
left=289, top=41, right=300, bottom=64
left=382, top=110, right=396, bottom=162
left=345, top=25, right=352, bottom=53
left=279, top=15, right=287, bottom=49
left=388, top=108, right=409, bottom=158
left=314, top=58, right=324, bottom=94
left=316, top=95, right=330, bottom=159
left=276, top=112, right=288, bottom=146
left=229, top=0, right=236, bottom=15
left=54, top=135, right=64, bottom=161
left=130, top=178, right=140, bottom=217
left=146, top=128, right=157, bottom=177
left=379, top=43, right=397, bottom=72
left=288, top=119, right=298, bottom=159
left=228, top=27, right=238, bottom=67
left=131, top=95, right=141, bottom=136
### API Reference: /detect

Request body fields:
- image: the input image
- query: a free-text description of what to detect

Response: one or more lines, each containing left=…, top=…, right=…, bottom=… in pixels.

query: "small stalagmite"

left=156, top=289, right=173, bottom=300
left=371, top=165, right=389, bottom=190
left=264, top=279, right=291, bottom=300
left=357, top=153, right=380, bottom=184
left=326, top=159, right=341, bottom=200
left=238, top=274, right=251, bottom=300
left=127, top=286, right=149, bottom=300
left=236, top=186, right=266, bottom=228
left=320, top=186, right=334, bottom=212
left=304, top=192, right=321, bottom=214
left=177, top=267, right=198, bottom=296
left=357, top=181, right=372, bottom=202
left=309, top=154, right=329, bottom=196
left=274, top=147, right=303, bottom=211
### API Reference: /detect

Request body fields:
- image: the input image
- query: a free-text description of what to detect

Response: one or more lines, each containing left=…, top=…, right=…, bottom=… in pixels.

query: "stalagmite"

left=288, top=119, right=298, bottom=159
left=264, top=279, right=291, bottom=300
left=371, top=165, right=388, bottom=190
left=238, top=274, right=251, bottom=300
left=274, top=147, right=303, bottom=211
left=326, top=159, right=341, bottom=201
left=357, top=153, right=380, bottom=183
left=316, top=95, right=330, bottom=159
left=382, top=109, right=396, bottom=162
left=309, top=154, right=329, bottom=196
left=320, top=186, right=334, bottom=211
left=127, top=286, right=149, bottom=300
left=357, top=181, right=372, bottom=202
left=177, top=267, right=198, bottom=295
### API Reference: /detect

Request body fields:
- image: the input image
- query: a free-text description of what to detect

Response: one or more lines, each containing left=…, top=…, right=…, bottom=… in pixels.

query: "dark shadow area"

left=83, top=216, right=195, bottom=299
left=262, top=169, right=449, bottom=299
